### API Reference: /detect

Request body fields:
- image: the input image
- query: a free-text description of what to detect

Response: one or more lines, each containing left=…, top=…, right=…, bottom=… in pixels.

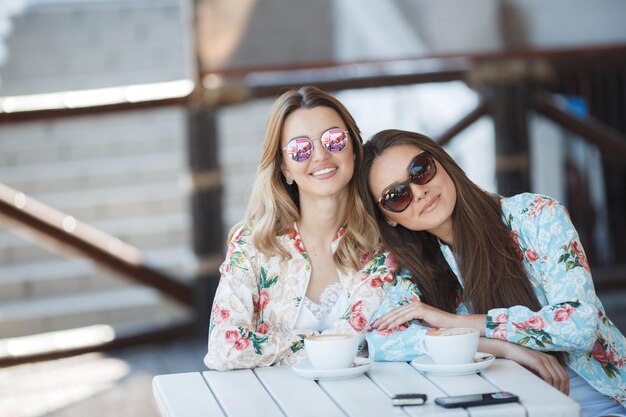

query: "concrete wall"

left=0, top=0, right=188, bottom=95
left=502, top=0, right=626, bottom=48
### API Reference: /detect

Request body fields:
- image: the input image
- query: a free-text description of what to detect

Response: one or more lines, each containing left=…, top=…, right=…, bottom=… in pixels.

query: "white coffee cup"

left=304, top=334, right=358, bottom=370
left=422, top=328, right=479, bottom=365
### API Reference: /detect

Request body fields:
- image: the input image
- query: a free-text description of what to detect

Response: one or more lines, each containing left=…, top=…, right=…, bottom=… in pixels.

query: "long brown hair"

left=234, top=86, right=379, bottom=272
left=360, top=129, right=542, bottom=315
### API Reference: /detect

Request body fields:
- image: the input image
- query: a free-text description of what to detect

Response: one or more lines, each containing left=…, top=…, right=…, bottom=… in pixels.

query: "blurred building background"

left=0, top=0, right=625, bottom=416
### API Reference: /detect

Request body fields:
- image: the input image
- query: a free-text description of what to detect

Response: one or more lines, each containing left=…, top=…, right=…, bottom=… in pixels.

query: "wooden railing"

left=0, top=183, right=194, bottom=305
left=1, top=43, right=625, bottom=364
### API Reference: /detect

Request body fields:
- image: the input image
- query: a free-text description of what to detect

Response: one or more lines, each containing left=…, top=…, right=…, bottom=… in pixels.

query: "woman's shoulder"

left=501, top=193, right=563, bottom=219
left=228, top=223, right=254, bottom=245
left=227, top=223, right=266, bottom=262
left=361, top=250, right=399, bottom=274
left=360, top=251, right=419, bottom=291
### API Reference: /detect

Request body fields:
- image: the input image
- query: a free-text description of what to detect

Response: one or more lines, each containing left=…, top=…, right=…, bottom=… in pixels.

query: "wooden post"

left=468, top=58, right=551, bottom=197
left=186, top=103, right=224, bottom=335
left=491, top=84, right=531, bottom=196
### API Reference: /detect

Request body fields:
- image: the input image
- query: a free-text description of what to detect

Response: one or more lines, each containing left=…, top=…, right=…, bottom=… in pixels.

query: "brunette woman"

left=204, top=87, right=386, bottom=371
left=360, top=129, right=625, bottom=417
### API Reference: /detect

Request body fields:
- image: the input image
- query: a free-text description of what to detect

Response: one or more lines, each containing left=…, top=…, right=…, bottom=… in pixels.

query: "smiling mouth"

left=311, top=167, right=337, bottom=177
left=420, top=195, right=440, bottom=215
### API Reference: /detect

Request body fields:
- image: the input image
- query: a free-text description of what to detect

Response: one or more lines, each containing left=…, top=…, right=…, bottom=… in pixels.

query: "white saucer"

left=410, top=353, right=495, bottom=376
left=292, top=357, right=373, bottom=380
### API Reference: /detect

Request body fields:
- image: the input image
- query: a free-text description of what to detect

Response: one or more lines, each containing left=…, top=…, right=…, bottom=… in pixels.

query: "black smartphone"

left=434, top=391, right=519, bottom=408
left=391, top=393, right=427, bottom=406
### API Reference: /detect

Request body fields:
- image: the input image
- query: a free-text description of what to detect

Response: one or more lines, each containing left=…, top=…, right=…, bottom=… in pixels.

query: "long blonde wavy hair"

left=230, top=86, right=379, bottom=272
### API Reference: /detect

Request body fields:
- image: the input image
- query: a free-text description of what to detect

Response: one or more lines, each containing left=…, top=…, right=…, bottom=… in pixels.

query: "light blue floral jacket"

left=366, top=193, right=626, bottom=406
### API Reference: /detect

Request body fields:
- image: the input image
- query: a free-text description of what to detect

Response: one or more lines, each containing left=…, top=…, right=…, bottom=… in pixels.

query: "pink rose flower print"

left=525, top=248, right=539, bottom=262
left=579, top=254, right=590, bottom=272
left=233, top=228, right=245, bottom=242
left=234, top=337, right=251, bottom=351
left=288, top=230, right=306, bottom=253
left=349, top=312, right=367, bottom=331
left=383, top=273, right=395, bottom=284
left=493, top=324, right=508, bottom=340
left=214, top=308, right=230, bottom=324
left=334, top=227, right=346, bottom=240
left=493, top=312, right=508, bottom=324
left=572, top=241, right=583, bottom=256
left=257, top=322, right=269, bottom=334
left=554, top=309, right=570, bottom=322
left=524, top=316, right=547, bottom=330
left=225, top=330, right=239, bottom=343
left=530, top=197, right=548, bottom=216
left=351, top=300, right=364, bottom=313
left=370, top=277, right=383, bottom=288
left=359, top=252, right=372, bottom=266
left=592, top=340, right=609, bottom=367
left=510, top=231, right=524, bottom=261
left=294, top=238, right=305, bottom=253
left=553, top=304, right=576, bottom=322
left=384, top=253, right=400, bottom=271
left=258, top=289, right=270, bottom=310
left=226, top=242, right=236, bottom=258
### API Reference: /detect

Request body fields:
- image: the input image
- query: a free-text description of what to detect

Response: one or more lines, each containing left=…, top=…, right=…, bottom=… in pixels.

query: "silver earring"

left=285, top=175, right=294, bottom=185
left=387, top=220, right=397, bottom=227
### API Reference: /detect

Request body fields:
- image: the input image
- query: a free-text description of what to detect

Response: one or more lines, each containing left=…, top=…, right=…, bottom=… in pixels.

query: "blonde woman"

left=204, top=86, right=387, bottom=370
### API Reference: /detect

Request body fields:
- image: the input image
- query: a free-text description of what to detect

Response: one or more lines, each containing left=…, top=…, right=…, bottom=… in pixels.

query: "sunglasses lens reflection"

left=383, top=185, right=412, bottom=212
left=409, top=154, right=436, bottom=184
left=321, top=129, right=349, bottom=153
left=286, top=137, right=313, bottom=162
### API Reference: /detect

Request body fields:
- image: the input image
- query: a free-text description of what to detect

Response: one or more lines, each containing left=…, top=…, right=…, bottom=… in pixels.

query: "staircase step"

left=0, top=287, right=190, bottom=338
left=0, top=212, right=190, bottom=264
left=18, top=180, right=187, bottom=223
left=0, top=247, right=194, bottom=302
left=0, top=107, right=184, bottom=162
left=0, top=151, right=184, bottom=194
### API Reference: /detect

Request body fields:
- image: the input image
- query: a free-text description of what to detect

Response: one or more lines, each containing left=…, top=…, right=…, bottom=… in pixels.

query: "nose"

left=310, top=138, right=329, bottom=161
left=410, top=182, right=428, bottom=202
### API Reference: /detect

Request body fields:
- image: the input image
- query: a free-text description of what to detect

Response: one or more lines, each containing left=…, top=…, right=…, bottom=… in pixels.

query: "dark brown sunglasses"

left=377, top=151, right=437, bottom=213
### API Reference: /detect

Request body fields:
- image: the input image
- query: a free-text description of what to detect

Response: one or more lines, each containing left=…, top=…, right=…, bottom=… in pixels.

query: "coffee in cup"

left=304, top=334, right=358, bottom=370
left=422, top=328, right=479, bottom=365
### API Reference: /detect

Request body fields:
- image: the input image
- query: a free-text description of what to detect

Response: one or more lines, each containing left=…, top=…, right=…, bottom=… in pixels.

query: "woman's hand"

left=495, top=340, right=569, bottom=395
left=370, top=299, right=485, bottom=333
left=369, top=299, right=450, bottom=331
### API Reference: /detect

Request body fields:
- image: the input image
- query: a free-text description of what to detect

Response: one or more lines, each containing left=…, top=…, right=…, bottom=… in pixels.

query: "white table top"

left=153, top=359, right=580, bottom=417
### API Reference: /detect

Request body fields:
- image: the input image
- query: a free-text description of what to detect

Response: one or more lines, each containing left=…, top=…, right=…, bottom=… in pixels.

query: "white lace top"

left=294, top=282, right=349, bottom=332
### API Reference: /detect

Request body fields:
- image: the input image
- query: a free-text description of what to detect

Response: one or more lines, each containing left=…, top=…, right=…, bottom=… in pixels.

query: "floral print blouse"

left=366, top=193, right=626, bottom=406
left=204, top=224, right=388, bottom=371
